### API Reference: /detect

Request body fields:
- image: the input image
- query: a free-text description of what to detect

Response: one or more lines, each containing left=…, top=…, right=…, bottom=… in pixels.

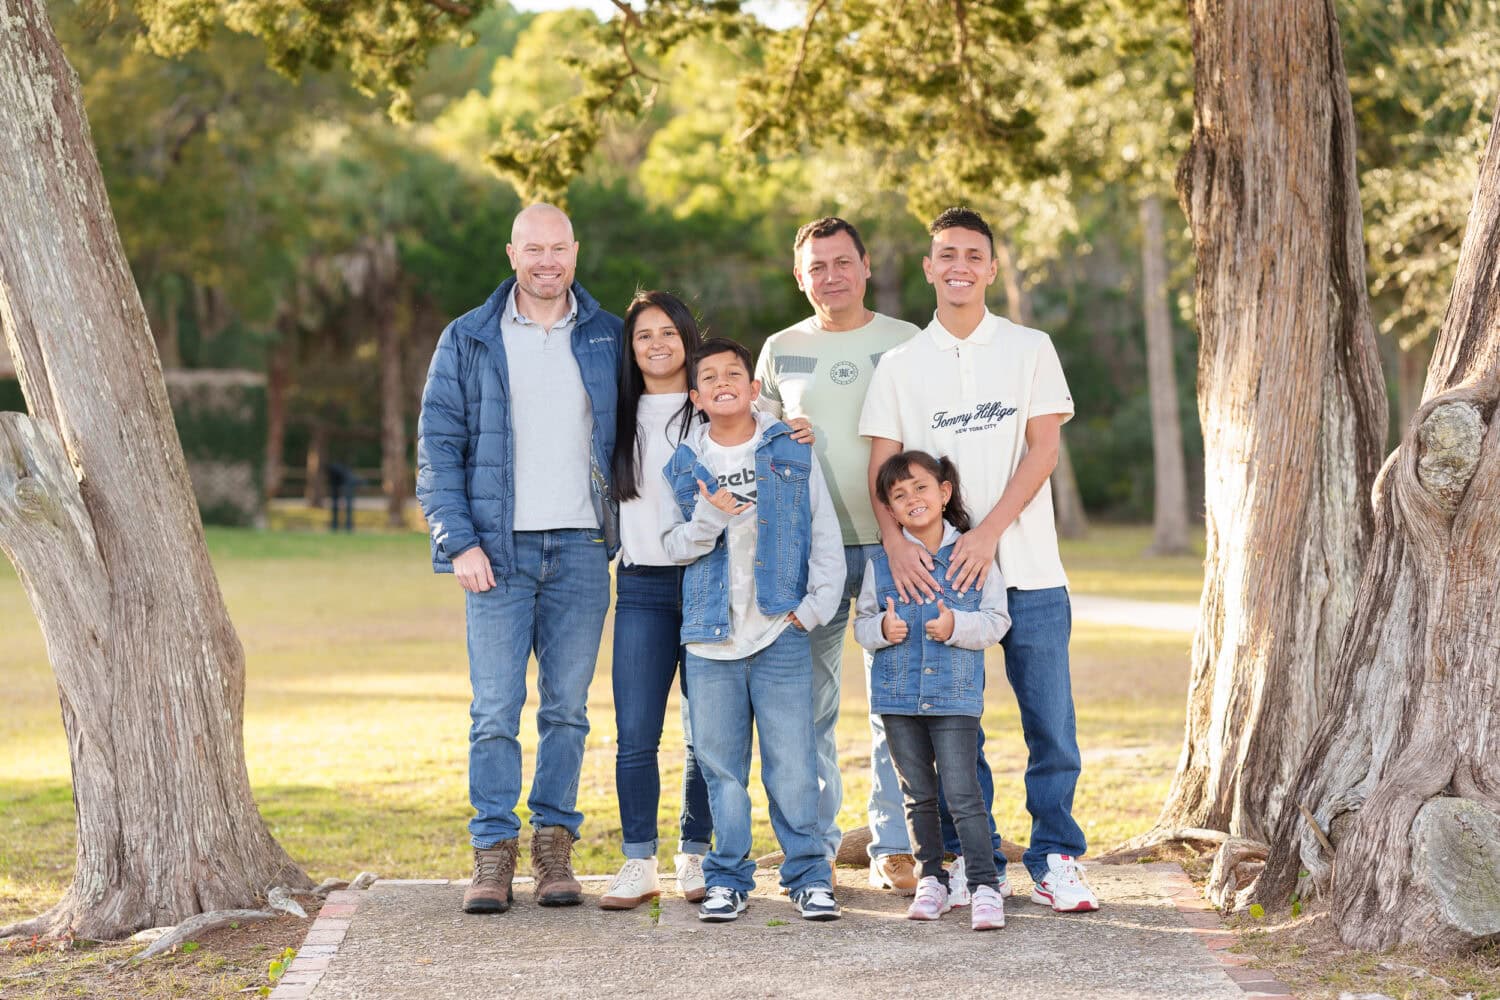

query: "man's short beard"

left=520, top=279, right=568, bottom=300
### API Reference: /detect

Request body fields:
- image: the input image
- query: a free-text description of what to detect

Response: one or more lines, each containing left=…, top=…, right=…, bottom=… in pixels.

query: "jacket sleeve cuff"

left=692, top=495, right=735, bottom=529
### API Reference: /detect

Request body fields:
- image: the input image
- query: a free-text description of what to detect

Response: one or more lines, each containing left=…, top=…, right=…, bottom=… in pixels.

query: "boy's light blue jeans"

left=464, top=529, right=610, bottom=847
left=686, top=627, right=832, bottom=894
left=807, top=543, right=887, bottom=858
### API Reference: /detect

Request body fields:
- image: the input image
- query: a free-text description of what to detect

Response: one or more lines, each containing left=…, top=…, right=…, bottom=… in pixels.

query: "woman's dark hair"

left=612, top=290, right=704, bottom=502
left=874, top=450, right=972, bottom=533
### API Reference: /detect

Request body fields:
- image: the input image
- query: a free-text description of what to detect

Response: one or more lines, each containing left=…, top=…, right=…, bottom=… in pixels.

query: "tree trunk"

left=869, top=232, right=905, bottom=319
left=264, top=335, right=291, bottom=500
left=996, top=237, right=1089, bottom=538
left=304, top=422, right=327, bottom=507
left=1257, top=106, right=1500, bottom=955
left=1139, top=193, right=1191, bottom=555
left=0, top=0, right=307, bottom=940
left=1395, top=337, right=1433, bottom=433
left=1159, top=0, right=1388, bottom=845
left=150, top=282, right=181, bottom=370
left=377, top=252, right=408, bottom=530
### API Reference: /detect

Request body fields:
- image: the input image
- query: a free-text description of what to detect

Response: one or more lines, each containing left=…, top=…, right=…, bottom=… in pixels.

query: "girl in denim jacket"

left=853, top=451, right=1011, bottom=930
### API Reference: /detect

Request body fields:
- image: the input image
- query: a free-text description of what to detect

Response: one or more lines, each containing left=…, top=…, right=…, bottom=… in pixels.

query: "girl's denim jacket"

left=853, top=523, right=1011, bottom=717
left=659, top=411, right=845, bottom=646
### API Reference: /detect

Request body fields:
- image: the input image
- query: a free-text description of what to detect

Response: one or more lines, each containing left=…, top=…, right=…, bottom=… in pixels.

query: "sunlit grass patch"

left=1, top=526, right=1195, bottom=924
left=1061, top=524, right=1205, bottom=604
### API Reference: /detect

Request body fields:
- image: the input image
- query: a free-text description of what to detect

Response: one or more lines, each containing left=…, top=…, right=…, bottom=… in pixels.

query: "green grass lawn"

left=0, top=523, right=1202, bottom=926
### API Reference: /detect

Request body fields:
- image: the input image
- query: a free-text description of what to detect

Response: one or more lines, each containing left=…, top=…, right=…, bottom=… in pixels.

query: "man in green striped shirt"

left=754, top=217, right=921, bottom=893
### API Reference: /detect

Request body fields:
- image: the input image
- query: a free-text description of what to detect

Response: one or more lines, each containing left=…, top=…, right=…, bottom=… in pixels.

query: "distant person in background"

left=860, top=205, right=1098, bottom=912
left=597, top=290, right=713, bottom=910
left=325, top=462, right=360, bottom=532
left=416, top=203, right=622, bottom=916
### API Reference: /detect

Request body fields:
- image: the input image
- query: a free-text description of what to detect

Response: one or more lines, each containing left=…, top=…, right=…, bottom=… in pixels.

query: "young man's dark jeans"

left=882, top=714, right=998, bottom=892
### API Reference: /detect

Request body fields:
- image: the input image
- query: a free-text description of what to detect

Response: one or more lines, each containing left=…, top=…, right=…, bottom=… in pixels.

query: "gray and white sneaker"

left=697, top=885, right=748, bottom=922
left=792, top=883, right=841, bottom=921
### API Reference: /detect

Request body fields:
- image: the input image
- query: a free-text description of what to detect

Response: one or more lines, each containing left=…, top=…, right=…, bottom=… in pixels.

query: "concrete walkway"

left=271, top=864, right=1292, bottom=1000
left=1072, top=595, right=1197, bottom=633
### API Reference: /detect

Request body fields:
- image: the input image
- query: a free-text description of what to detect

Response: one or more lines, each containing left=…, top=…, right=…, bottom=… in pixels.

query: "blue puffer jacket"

left=415, top=277, right=622, bottom=575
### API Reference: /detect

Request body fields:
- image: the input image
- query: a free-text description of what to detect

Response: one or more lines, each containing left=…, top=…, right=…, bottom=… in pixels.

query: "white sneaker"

left=948, top=856, right=969, bottom=906
left=599, top=857, right=660, bottom=910
left=1030, top=853, right=1099, bottom=912
left=946, top=857, right=1012, bottom=907
left=674, top=852, right=707, bottom=903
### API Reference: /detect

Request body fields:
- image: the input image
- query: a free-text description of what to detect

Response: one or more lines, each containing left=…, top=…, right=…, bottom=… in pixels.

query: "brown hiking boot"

left=869, top=852, right=919, bottom=895
left=463, top=840, right=519, bottom=914
left=531, top=825, right=583, bottom=906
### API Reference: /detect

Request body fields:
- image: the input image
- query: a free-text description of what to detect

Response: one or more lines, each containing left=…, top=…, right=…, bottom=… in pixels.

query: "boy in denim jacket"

left=660, top=338, right=846, bottom=922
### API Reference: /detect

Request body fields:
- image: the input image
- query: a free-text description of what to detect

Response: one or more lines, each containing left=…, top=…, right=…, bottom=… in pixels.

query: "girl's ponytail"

left=937, top=456, right=972, bottom=533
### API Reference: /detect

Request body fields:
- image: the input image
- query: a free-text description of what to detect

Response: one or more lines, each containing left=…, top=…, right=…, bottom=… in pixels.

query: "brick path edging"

left=265, top=888, right=369, bottom=1000
left=265, top=877, right=619, bottom=998
left=1146, top=862, right=1300, bottom=999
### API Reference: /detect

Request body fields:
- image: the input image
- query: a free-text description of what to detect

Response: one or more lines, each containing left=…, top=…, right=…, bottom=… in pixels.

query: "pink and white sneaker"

left=970, top=884, right=1006, bottom=930
left=1030, top=853, right=1100, bottom=912
left=906, top=875, right=952, bottom=921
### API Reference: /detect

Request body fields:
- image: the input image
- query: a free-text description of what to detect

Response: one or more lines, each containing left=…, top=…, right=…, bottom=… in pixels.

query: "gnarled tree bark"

left=1257, top=105, right=1500, bottom=955
left=0, top=0, right=307, bottom=940
left=1157, top=0, right=1388, bottom=845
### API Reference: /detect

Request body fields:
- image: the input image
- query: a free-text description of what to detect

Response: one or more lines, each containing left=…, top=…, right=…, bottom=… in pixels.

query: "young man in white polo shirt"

left=859, top=206, right=1099, bottom=912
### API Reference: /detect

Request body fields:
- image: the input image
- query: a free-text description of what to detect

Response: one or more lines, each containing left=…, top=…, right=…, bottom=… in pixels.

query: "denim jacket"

left=415, top=277, right=622, bottom=575
left=853, top=523, right=1011, bottom=716
left=660, top=411, right=845, bottom=646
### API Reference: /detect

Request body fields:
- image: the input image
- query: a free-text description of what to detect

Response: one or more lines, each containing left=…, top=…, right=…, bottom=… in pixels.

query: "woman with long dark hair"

left=598, top=290, right=712, bottom=909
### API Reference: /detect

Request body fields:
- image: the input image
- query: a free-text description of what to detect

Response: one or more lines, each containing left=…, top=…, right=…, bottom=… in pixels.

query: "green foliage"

left=1042, top=191, right=1202, bottom=518
left=0, top=377, right=24, bottom=415
left=1249, top=903, right=1266, bottom=920
left=267, top=946, right=296, bottom=981
left=1343, top=0, right=1500, bottom=350
left=129, top=0, right=480, bottom=117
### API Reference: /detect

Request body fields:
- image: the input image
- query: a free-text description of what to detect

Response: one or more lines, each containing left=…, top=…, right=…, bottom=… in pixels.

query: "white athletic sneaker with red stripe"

left=1030, top=854, right=1100, bottom=912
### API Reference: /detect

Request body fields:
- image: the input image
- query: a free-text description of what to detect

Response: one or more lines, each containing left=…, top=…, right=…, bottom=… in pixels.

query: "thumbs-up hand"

left=925, top=599, right=955, bottom=642
left=881, top=596, right=909, bottom=643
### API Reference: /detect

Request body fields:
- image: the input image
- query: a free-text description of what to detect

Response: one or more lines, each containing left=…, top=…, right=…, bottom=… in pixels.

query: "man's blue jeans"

left=686, top=627, right=832, bottom=894
left=465, top=529, right=610, bottom=847
left=808, top=543, right=887, bottom=858
left=612, top=563, right=713, bottom=859
left=940, top=586, right=1086, bottom=880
